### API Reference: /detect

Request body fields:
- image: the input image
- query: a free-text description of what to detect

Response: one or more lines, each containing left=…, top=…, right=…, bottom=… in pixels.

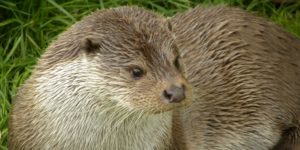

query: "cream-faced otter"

left=170, top=6, right=300, bottom=150
left=8, top=7, right=192, bottom=149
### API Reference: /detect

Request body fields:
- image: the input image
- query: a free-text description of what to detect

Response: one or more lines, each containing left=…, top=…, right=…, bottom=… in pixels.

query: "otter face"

left=78, top=8, right=192, bottom=113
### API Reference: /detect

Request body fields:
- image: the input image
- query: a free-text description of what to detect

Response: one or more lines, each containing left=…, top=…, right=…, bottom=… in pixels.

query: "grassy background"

left=0, top=0, right=300, bottom=149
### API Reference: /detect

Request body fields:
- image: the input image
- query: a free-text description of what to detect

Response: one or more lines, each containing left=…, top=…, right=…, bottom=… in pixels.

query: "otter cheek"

left=129, top=84, right=164, bottom=111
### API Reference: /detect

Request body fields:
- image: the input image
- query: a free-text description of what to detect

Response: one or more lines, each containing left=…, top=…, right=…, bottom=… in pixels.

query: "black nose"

left=163, top=85, right=186, bottom=103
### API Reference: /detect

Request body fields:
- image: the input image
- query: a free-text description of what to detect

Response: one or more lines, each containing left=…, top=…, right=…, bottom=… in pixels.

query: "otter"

left=8, top=6, right=192, bottom=149
left=170, top=6, right=300, bottom=150
left=9, top=5, right=300, bottom=150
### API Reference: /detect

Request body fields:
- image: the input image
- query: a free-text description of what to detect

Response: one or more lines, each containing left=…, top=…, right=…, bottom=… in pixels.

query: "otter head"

left=43, top=7, right=192, bottom=113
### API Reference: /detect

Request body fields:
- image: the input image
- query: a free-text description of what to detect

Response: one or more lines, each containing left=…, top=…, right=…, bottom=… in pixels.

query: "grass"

left=0, top=0, right=300, bottom=149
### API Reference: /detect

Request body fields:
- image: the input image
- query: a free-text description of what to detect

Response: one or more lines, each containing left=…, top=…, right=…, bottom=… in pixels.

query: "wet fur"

left=9, top=5, right=300, bottom=150
left=170, top=6, right=300, bottom=150
left=9, top=7, right=189, bottom=150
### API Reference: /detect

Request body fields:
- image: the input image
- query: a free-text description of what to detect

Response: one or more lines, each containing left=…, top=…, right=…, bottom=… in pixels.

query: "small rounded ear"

left=80, top=37, right=101, bottom=53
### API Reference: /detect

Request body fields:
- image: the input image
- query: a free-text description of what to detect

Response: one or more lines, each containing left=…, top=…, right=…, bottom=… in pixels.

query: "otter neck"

left=95, top=104, right=174, bottom=149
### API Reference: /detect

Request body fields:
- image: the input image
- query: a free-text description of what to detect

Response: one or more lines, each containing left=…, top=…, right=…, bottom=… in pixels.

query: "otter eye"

left=174, top=57, right=180, bottom=69
left=131, top=67, right=144, bottom=79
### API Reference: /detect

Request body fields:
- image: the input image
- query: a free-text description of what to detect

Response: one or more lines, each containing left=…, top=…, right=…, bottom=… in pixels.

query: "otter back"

left=171, top=6, right=300, bottom=150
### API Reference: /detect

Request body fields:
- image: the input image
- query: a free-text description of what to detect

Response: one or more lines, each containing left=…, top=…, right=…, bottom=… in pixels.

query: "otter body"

left=171, top=6, right=300, bottom=150
left=9, top=6, right=300, bottom=150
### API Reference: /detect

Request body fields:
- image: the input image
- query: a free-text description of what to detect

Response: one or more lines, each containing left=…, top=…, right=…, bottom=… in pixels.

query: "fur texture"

left=9, top=6, right=191, bottom=150
left=9, top=5, right=300, bottom=150
left=170, top=6, right=300, bottom=150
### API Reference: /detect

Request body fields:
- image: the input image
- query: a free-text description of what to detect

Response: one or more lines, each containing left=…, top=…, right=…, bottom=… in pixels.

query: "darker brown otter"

left=170, top=6, right=300, bottom=150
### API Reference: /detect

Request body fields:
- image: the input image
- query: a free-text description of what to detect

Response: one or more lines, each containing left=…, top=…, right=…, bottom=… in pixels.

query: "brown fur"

left=9, top=6, right=191, bottom=149
left=170, top=6, right=300, bottom=150
left=9, top=5, right=300, bottom=150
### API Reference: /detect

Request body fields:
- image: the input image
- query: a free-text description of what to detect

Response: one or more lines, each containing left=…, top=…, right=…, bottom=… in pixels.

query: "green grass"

left=0, top=0, right=300, bottom=149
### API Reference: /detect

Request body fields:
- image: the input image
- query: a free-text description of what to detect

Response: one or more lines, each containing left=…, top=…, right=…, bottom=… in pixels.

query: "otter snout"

left=163, top=85, right=186, bottom=103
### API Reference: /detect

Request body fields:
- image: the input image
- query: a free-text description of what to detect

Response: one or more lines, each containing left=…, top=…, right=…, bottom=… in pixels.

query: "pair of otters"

left=8, top=5, right=300, bottom=150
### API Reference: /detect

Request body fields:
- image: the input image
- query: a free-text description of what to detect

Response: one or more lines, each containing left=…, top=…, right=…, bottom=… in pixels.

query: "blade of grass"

left=47, top=0, right=76, bottom=22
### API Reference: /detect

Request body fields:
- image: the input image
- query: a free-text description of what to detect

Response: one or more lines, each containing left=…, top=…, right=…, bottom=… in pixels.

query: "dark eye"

left=174, top=57, right=180, bottom=69
left=131, top=67, right=144, bottom=79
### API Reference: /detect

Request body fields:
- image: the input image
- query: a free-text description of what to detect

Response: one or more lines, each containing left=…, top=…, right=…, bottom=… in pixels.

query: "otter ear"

left=80, top=37, right=101, bottom=53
